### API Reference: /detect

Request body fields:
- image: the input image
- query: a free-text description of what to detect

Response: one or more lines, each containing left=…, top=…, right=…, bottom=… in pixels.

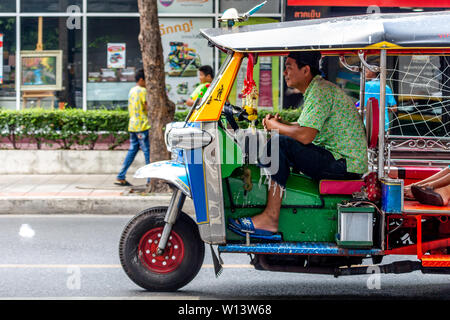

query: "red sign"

left=287, top=0, right=450, bottom=7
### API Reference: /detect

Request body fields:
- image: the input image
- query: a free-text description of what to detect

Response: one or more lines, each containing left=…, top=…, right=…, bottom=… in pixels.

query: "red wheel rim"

left=138, top=227, right=185, bottom=274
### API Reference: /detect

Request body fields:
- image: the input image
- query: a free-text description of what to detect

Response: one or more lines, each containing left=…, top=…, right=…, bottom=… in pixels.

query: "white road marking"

left=0, top=214, right=134, bottom=218
left=0, top=264, right=253, bottom=269
left=0, top=296, right=201, bottom=300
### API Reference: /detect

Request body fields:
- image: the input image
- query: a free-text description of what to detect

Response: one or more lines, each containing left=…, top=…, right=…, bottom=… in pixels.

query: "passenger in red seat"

left=406, top=166, right=450, bottom=206
left=228, top=51, right=368, bottom=239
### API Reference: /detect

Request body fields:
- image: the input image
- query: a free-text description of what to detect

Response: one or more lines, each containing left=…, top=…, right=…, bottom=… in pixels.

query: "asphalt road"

left=0, top=215, right=449, bottom=300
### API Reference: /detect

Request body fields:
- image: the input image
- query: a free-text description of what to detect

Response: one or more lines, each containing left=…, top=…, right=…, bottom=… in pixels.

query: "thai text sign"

left=287, top=0, right=450, bottom=7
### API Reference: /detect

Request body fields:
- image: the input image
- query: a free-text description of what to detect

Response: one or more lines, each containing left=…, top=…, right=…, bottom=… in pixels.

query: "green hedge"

left=0, top=107, right=301, bottom=150
left=0, top=109, right=129, bottom=150
left=174, top=108, right=302, bottom=129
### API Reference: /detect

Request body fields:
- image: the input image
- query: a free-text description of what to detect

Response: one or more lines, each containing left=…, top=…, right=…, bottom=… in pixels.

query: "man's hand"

left=262, top=112, right=317, bottom=145
left=263, top=113, right=283, bottom=131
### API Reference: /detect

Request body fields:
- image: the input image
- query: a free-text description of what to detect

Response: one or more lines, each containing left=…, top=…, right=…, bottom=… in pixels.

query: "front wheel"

left=119, top=206, right=205, bottom=291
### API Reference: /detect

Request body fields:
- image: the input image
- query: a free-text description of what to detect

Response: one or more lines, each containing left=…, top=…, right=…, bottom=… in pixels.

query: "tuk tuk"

left=119, top=10, right=450, bottom=291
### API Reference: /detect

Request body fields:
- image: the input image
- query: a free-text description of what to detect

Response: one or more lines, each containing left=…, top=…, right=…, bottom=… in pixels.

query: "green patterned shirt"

left=297, top=75, right=368, bottom=174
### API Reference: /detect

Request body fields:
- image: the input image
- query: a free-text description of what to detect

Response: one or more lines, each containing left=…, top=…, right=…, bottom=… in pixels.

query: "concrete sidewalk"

left=0, top=174, right=194, bottom=215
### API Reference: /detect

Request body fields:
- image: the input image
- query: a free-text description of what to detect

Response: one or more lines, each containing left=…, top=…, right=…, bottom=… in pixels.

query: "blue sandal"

left=228, top=217, right=282, bottom=241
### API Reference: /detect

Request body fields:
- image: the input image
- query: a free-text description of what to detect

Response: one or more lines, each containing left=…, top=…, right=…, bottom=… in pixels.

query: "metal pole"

left=359, top=63, right=365, bottom=121
left=279, top=0, right=285, bottom=111
left=378, top=50, right=387, bottom=179
left=15, top=0, right=21, bottom=110
left=36, top=16, right=43, bottom=51
left=82, top=0, right=87, bottom=111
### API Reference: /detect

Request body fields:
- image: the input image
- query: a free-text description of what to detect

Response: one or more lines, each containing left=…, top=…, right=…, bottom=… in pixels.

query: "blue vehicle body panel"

left=184, top=148, right=209, bottom=224
left=172, top=121, right=210, bottom=225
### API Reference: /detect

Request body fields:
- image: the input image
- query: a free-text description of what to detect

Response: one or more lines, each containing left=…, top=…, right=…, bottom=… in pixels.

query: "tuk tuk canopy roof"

left=200, top=11, right=450, bottom=53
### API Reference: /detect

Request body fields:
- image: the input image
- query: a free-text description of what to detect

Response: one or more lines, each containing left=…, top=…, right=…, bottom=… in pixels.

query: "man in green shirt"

left=229, top=51, right=368, bottom=238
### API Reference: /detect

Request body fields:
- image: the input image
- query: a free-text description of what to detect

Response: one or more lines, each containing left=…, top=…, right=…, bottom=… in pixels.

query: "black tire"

left=119, top=206, right=205, bottom=291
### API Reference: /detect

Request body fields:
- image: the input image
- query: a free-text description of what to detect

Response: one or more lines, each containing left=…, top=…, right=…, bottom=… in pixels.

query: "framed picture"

left=20, top=50, right=63, bottom=91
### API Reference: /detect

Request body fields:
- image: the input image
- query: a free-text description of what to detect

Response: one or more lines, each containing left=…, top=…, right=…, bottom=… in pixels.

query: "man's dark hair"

left=199, top=65, right=214, bottom=79
left=135, top=69, right=145, bottom=82
left=287, top=51, right=322, bottom=77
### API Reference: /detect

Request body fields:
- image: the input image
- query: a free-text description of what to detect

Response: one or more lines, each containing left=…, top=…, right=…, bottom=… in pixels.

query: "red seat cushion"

left=319, top=179, right=365, bottom=195
left=366, top=97, right=379, bottom=149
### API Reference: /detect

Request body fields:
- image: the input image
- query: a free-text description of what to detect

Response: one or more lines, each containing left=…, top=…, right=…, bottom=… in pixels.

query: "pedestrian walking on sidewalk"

left=115, top=69, right=150, bottom=186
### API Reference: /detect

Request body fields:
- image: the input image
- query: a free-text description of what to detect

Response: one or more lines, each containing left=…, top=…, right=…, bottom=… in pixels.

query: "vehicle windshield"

left=198, top=52, right=233, bottom=110
left=184, top=52, right=234, bottom=123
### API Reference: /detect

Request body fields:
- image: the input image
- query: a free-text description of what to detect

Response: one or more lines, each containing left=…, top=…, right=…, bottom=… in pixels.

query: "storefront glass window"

left=0, top=18, right=16, bottom=109
left=21, top=0, right=82, bottom=13
left=87, top=17, right=214, bottom=111
left=87, top=17, right=142, bottom=109
left=0, top=0, right=16, bottom=12
left=88, top=0, right=138, bottom=13
left=21, top=17, right=83, bottom=109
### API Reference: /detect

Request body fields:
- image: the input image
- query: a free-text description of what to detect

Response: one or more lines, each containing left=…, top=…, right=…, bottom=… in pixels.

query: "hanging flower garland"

left=241, top=54, right=258, bottom=128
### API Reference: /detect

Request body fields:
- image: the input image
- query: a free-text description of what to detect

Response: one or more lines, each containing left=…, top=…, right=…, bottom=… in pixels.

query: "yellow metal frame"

left=189, top=52, right=244, bottom=123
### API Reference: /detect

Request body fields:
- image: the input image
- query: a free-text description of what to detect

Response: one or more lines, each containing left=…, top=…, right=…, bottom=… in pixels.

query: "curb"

left=0, top=195, right=195, bottom=215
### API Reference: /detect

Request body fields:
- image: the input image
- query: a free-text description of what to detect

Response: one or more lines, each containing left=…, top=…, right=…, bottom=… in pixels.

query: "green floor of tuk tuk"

left=223, top=165, right=351, bottom=242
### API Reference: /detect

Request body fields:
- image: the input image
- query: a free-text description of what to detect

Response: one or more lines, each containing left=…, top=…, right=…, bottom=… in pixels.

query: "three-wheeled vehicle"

left=119, top=10, right=450, bottom=291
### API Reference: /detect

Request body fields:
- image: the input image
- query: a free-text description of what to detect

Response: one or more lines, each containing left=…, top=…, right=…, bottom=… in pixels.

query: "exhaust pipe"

left=253, top=255, right=427, bottom=277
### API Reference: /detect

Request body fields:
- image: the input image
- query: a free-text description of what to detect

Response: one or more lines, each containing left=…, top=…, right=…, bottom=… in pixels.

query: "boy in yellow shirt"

left=115, top=69, right=150, bottom=186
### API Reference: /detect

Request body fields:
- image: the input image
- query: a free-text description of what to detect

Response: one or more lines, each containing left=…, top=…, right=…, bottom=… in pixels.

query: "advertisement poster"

left=160, top=18, right=213, bottom=111
left=107, top=43, right=126, bottom=69
left=0, top=34, right=3, bottom=84
left=158, top=0, right=213, bottom=14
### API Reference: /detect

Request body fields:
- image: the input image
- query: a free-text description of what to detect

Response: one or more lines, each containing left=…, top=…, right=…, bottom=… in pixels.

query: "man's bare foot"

left=404, top=185, right=414, bottom=199
left=433, top=186, right=450, bottom=206
left=249, top=209, right=279, bottom=233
